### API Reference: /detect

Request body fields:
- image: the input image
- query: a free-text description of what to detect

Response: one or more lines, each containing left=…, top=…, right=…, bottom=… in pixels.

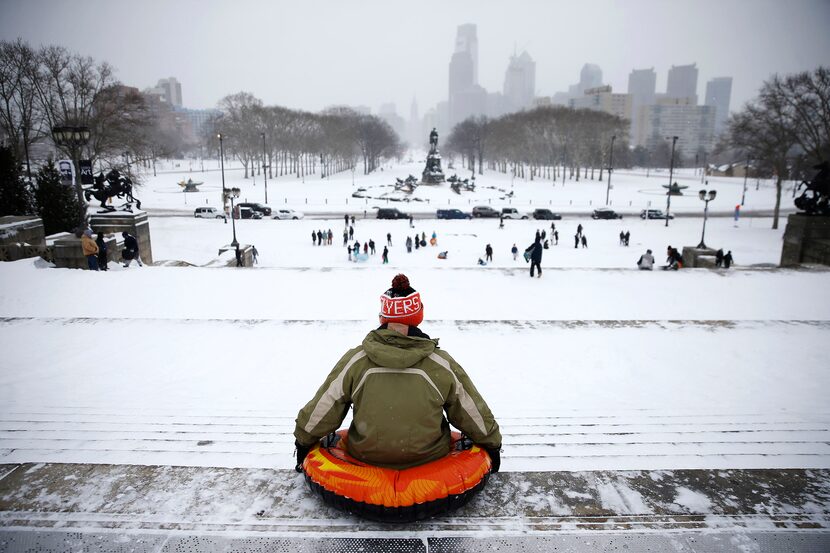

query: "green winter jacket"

left=294, top=328, right=502, bottom=470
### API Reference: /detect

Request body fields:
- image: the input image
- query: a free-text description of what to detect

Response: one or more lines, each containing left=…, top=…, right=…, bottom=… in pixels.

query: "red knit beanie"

left=379, top=274, right=424, bottom=327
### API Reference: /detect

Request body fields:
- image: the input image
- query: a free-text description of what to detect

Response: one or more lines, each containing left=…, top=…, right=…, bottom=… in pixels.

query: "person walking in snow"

left=369, top=239, right=376, bottom=255
left=577, top=223, right=583, bottom=237
left=351, top=215, right=356, bottom=225
left=574, top=233, right=579, bottom=248
left=525, top=238, right=543, bottom=278
left=624, top=231, right=630, bottom=247
left=406, top=236, right=413, bottom=253
left=252, top=246, right=259, bottom=264
left=581, top=234, right=588, bottom=248
left=382, top=246, right=389, bottom=264
left=550, top=222, right=556, bottom=233
left=723, top=250, right=734, bottom=269
left=354, top=241, right=360, bottom=255
left=121, top=232, right=143, bottom=267
left=344, top=214, right=349, bottom=227
left=485, top=243, right=493, bottom=262
left=715, top=249, right=724, bottom=267
left=347, top=245, right=353, bottom=261
left=364, top=242, right=368, bottom=255
left=317, top=230, right=324, bottom=246
left=541, top=230, right=546, bottom=242
left=619, top=231, right=625, bottom=246
left=511, top=243, right=518, bottom=261
left=409, top=214, right=414, bottom=228
left=349, top=226, right=354, bottom=240
left=293, top=274, right=502, bottom=473
left=415, top=236, right=420, bottom=250
left=81, top=229, right=99, bottom=271
left=327, top=229, right=333, bottom=245
left=312, top=231, right=317, bottom=246
left=95, top=232, right=108, bottom=271
left=343, top=229, right=348, bottom=246
left=554, top=230, right=559, bottom=245
left=387, top=232, right=392, bottom=247
left=637, top=249, right=654, bottom=270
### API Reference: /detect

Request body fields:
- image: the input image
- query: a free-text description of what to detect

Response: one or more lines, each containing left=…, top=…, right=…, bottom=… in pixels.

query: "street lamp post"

left=226, top=186, right=241, bottom=247
left=741, top=157, right=751, bottom=206
left=665, top=136, right=678, bottom=228
left=261, top=132, right=268, bottom=204
left=697, top=187, right=717, bottom=249
left=218, top=133, right=227, bottom=214
left=51, top=125, right=91, bottom=224
left=605, top=134, right=616, bottom=205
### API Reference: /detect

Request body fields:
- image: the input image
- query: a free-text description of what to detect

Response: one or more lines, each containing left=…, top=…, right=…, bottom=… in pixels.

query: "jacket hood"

left=362, top=328, right=437, bottom=368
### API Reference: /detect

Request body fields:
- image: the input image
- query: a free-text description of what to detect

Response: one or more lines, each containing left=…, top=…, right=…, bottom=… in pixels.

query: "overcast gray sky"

left=2, top=0, right=829, bottom=116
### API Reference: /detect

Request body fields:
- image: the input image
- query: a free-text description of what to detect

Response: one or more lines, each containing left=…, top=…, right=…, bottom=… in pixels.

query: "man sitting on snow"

left=294, top=274, right=502, bottom=472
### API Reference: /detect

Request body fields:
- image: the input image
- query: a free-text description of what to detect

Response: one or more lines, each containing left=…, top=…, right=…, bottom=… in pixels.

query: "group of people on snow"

left=81, top=230, right=142, bottom=271
left=312, top=229, right=334, bottom=246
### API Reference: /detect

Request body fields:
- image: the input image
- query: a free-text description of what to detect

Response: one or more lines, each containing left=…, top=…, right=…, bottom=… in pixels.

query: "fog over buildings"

left=2, top=0, right=828, bottom=145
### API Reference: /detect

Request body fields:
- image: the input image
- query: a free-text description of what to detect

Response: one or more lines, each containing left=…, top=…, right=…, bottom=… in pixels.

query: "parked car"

left=591, top=208, right=623, bottom=220
left=501, top=207, right=530, bottom=219
left=377, top=207, right=409, bottom=219
left=437, top=208, right=471, bottom=219
left=238, top=207, right=263, bottom=219
left=640, top=209, right=674, bottom=220
left=194, top=207, right=224, bottom=219
left=238, top=202, right=272, bottom=216
left=532, top=209, right=562, bottom=220
left=273, top=208, right=304, bottom=220
left=472, top=206, right=500, bottom=218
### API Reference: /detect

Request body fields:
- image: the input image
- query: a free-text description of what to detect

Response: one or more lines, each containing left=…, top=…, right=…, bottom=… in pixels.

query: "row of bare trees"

left=0, top=39, right=171, bottom=178
left=445, top=107, right=630, bottom=182
left=206, top=93, right=403, bottom=180
left=726, top=66, right=830, bottom=228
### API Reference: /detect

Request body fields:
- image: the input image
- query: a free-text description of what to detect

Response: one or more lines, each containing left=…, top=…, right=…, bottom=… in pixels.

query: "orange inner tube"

left=302, top=430, right=491, bottom=508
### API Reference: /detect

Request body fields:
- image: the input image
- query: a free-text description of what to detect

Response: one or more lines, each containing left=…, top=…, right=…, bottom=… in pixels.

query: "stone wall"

left=781, top=214, right=830, bottom=267
left=681, top=247, right=718, bottom=268
left=217, top=245, right=254, bottom=267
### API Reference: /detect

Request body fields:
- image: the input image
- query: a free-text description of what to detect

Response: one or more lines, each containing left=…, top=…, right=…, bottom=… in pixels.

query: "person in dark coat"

left=369, top=239, right=376, bottom=254
left=619, top=231, right=625, bottom=245
left=624, top=231, right=630, bottom=247
left=347, top=245, right=352, bottom=261
left=382, top=246, right=389, bottom=264
left=344, top=214, right=349, bottom=227
left=574, top=234, right=579, bottom=248
left=406, top=236, right=413, bottom=253
left=723, top=250, right=733, bottom=269
left=252, top=246, right=259, bottom=263
left=343, top=229, right=348, bottom=246
left=554, top=230, right=559, bottom=245
left=317, top=230, right=323, bottom=245
left=415, top=236, right=420, bottom=250
left=235, top=245, right=243, bottom=267
left=349, top=226, right=354, bottom=240
left=485, top=243, right=493, bottom=262
left=715, top=249, right=724, bottom=267
left=511, top=244, right=518, bottom=260
left=550, top=222, right=556, bottom=233
left=95, top=232, right=108, bottom=271
left=387, top=232, right=392, bottom=247
left=312, top=231, right=317, bottom=246
left=364, top=242, right=368, bottom=255
left=525, top=239, right=543, bottom=278
left=541, top=230, right=547, bottom=242
left=354, top=241, right=360, bottom=255
left=581, top=235, right=588, bottom=248
left=121, top=232, right=143, bottom=267
left=577, top=223, right=583, bottom=237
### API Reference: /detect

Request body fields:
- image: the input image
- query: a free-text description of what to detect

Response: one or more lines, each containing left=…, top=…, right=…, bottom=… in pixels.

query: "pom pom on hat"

left=380, top=273, right=424, bottom=326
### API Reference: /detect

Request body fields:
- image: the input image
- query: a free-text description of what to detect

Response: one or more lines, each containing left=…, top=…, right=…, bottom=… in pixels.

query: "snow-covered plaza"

left=1, top=159, right=829, bottom=550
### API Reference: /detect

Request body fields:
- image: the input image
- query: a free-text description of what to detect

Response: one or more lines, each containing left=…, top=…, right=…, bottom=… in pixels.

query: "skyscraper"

left=705, top=77, right=733, bottom=134
left=628, top=68, right=657, bottom=145
left=503, top=51, right=536, bottom=112
left=454, top=24, right=479, bottom=85
left=156, top=77, right=183, bottom=107
left=666, top=64, right=698, bottom=103
left=579, top=64, right=603, bottom=92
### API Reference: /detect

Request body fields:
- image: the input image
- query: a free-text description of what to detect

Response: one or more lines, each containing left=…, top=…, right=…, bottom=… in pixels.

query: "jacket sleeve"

left=293, top=347, right=364, bottom=447
left=434, top=351, right=502, bottom=449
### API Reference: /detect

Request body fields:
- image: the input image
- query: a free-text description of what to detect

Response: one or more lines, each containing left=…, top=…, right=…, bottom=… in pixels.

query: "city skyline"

left=1, top=0, right=828, bottom=118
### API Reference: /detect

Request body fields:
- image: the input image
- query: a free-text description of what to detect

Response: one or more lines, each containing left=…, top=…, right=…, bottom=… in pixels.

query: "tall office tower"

left=628, top=68, right=657, bottom=145
left=580, top=64, right=603, bottom=92
left=454, top=24, right=479, bottom=85
left=666, top=64, right=698, bottom=103
left=156, top=77, right=183, bottom=107
left=705, top=77, right=733, bottom=134
left=503, top=51, right=536, bottom=112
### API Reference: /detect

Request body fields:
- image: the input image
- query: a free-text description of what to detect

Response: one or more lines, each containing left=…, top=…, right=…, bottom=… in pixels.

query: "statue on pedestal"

left=422, top=128, right=446, bottom=184
left=795, top=161, right=830, bottom=215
